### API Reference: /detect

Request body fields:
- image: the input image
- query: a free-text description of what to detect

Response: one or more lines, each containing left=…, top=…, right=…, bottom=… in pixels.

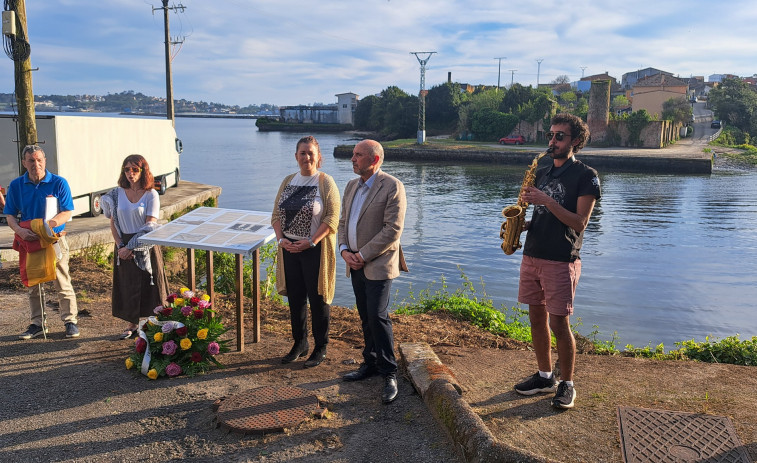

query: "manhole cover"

left=617, top=406, right=752, bottom=463
left=216, top=386, right=319, bottom=434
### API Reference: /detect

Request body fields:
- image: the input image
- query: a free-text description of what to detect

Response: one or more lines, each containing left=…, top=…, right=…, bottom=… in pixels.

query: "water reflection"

left=176, top=118, right=757, bottom=349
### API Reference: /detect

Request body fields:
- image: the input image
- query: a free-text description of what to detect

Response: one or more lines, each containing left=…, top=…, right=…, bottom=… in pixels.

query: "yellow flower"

left=174, top=298, right=185, bottom=307
left=125, top=358, right=134, bottom=369
left=180, top=338, right=192, bottom=350
left=201, top=294, right=210, bottom=301
left=153, top=332, right=164, bottom=342
left=179, top=287, right=190, bottom=294
left=147, top=369, right=158, bottom=380
left=197, top=328, right=209, bottom=340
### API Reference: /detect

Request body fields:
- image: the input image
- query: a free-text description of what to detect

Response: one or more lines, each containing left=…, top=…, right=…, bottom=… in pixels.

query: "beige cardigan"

left=272, top=172, right=340, bottom=304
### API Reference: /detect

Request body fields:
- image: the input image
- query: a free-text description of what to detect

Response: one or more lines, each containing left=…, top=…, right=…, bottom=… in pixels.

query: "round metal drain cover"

left=216, top=386, right=319, bottom=434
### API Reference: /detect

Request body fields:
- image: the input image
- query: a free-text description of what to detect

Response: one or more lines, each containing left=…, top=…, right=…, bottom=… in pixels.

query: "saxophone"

left=499, top=148, right=551, bottom=255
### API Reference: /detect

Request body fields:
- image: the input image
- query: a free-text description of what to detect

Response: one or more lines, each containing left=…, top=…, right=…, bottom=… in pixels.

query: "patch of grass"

left=393, top=268, right=532, bottom=343
left=393, top=269, right=755, bottom=366
left=77, top=244, right=112, bottom=270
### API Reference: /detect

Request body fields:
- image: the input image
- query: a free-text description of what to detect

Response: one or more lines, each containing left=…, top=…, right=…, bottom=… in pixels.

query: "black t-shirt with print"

left=523, top=157, right=601, bottom=262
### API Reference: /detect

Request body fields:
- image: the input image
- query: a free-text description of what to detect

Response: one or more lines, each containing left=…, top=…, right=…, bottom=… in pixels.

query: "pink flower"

left=162, top=340, right=178, bottom=355
left=175, top=326, right=188, bottom=337
left=193, top=309, right=204, bottom=319
left=166, top=293, right=177, bottom=303
left=198, top=300, right=211, bottom=309
left=153, top=305, right=164, bottom=314
left=135, top=337, right=147, bottom=354
left=182, top=290, right=194, bottom=299
left=180, top=306, right=192, bottom=317
left=190, top=352, right=203, bottom=363
left=161, top=322, right=175, bottom=333
left=165, top=362, right=182, bottom=377
left=207, top=342, right=220, bottom=355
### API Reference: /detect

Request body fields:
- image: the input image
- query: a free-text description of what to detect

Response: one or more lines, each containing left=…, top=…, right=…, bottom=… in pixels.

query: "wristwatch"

left=309, top=239, right=316, bottom=248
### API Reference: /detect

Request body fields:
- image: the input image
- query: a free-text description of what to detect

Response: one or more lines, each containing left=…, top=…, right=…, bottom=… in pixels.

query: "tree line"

left=353, top=80, right=694, bottom=143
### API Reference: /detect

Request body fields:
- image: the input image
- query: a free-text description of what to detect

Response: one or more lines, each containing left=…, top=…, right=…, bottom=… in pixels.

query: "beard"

left=549, top=146, right=570, bottom=160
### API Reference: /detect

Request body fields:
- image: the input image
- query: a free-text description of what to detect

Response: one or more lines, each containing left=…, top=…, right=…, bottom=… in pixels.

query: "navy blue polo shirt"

left=3, top=170, right=75, bottom=234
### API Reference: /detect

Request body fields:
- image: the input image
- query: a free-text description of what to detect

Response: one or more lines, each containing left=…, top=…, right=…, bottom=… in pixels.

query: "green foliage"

left=661, top=96, right=692, bottom=124
left=587, top=324, right=620, bottom=355
left=470, top=108, right=518, bottom=142
left=709, top=77, right=757, bottom=138
left=426, top=82, right=465, bottom=131
left=626, top=109, right=652, bottom=147
left=610, top=95, right=630, bottom=113
left=192, top=242, right=282, bottom=303
left=78, top=243, right=113, bottom=270
left=393, top=269, right=532, bottom=343
left=674, top=336, right=757, bottom=365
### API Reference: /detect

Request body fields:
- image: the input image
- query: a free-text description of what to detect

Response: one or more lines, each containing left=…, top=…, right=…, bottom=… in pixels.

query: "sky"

left=1, top=0, right=756, bottom=107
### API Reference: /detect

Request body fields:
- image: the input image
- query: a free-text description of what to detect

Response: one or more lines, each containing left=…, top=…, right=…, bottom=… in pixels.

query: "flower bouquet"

left=126, top=287, right=230, bottom=379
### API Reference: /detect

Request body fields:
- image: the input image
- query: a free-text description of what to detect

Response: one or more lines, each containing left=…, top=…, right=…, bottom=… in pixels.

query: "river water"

left=175, top=116, right=757, bottom=349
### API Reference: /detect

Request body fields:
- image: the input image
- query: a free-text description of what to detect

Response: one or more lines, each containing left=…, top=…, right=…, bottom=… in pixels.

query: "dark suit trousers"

left=282, top=245, right=330, bottom=348
left=350, top=268, right=397, bottom=375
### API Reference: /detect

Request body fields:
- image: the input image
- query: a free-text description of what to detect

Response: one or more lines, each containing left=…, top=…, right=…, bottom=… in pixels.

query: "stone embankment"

left=333, top=142, right=713, bottom=174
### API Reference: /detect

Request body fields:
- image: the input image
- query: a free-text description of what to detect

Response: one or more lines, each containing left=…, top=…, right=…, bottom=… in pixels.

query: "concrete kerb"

left=399, top=342, right=558, bottom=463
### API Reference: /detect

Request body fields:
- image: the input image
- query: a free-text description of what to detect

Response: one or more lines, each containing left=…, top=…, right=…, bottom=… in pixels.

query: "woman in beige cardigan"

left=271, top=136, right=340, bottom=368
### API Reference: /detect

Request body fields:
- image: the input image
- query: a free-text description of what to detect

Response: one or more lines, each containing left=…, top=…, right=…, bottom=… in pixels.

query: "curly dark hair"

left=551, top=113, right=590, bottom=152
left=117, top=154, right=155, bottom=190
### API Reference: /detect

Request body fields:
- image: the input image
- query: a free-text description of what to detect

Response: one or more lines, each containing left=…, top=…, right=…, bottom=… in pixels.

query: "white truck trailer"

left=0, top=114, right=182, bottom=217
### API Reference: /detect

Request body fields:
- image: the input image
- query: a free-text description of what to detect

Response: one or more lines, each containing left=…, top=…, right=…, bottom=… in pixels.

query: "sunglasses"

left=546, top=131, right=568, bottom=141
left=123, top=166, right=142, bottom=173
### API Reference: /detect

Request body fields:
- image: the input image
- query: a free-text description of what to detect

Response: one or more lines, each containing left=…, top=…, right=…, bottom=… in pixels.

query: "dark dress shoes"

left=303, top=346, right=327, bottom=368
left=281, top=341, right=310, bottom=364
left=343, top=363, right=377, bottom=381
left=382, top=374, right=398, bottom=404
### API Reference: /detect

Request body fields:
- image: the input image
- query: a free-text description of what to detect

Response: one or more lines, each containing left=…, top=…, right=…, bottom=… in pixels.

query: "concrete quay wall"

left=333, top=145, right=713, bottom=174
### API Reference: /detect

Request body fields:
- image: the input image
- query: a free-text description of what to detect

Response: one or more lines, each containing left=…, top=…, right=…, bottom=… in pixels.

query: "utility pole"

left=580, top=66, right=587, bottom=78
left=494, top=57, right=506, bottom=90
left=536, top=58, right=543, bottom=87
left=509, top=69, right=517, bottom=87
left=410, top=51, right=435, bottom=144
left=3, top=0, right=37, bottom=167
left=153, top=1, right=186, bottom=126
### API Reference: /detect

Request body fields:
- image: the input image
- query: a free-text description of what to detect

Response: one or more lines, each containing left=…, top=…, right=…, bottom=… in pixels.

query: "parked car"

left=499, top=135, right=526, bottom=145
left=711, top=120, right=722, bottom=129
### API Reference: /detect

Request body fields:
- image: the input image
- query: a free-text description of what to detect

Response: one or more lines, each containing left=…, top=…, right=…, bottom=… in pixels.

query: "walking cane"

left=37, top=283, right=48, bottom=340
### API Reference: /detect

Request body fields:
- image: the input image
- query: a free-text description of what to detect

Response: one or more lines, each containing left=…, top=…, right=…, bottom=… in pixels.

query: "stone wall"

left=587, top=80, right=611, bottom=143
left=606, top=120, right=683, bottom=148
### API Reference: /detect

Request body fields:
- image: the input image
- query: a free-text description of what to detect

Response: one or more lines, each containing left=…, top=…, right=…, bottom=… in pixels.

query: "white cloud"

left=1, top=0, right=755, bottom=106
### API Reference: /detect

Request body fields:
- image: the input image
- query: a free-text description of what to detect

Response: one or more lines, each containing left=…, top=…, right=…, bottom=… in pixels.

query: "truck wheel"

left=158, top=175, right=167, bottom=195
left=89, top=192, right=102, bottom=217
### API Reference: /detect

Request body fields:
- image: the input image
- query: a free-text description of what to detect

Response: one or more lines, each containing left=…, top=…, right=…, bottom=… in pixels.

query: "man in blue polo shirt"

left=4, top=144, right=80, bottom=339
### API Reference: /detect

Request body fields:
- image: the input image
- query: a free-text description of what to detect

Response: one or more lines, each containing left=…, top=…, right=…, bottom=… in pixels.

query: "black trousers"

left=350, top=268, right=397, bottom=376
left=282, top=245, right=330, bottom=348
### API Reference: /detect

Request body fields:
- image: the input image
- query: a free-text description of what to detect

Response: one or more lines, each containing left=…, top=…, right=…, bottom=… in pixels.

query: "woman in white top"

left=109, top=155, right=168, bottom=339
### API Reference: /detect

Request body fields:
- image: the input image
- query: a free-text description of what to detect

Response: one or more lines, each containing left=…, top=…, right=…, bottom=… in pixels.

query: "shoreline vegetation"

left=74, top=228, right=756, bottom=367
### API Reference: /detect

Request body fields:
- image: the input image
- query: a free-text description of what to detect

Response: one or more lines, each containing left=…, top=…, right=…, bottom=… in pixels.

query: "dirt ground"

left=1, top=255, right=755, bottom=463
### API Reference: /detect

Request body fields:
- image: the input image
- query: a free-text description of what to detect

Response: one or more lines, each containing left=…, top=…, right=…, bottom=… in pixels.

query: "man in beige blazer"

left=338, top=139, right=407, bottom=404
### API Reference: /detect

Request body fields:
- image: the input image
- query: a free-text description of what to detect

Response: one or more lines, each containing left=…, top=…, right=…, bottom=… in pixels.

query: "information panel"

left=139, top=207, right=276, bottom=256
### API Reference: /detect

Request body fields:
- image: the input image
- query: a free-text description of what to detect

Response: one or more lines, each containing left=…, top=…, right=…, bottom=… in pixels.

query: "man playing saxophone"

left=513, top=113, right=601, bottom=409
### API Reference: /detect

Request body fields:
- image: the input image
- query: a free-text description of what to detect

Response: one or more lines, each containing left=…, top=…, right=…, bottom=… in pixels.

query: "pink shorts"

left=518, top=255, right=581, bottom=316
